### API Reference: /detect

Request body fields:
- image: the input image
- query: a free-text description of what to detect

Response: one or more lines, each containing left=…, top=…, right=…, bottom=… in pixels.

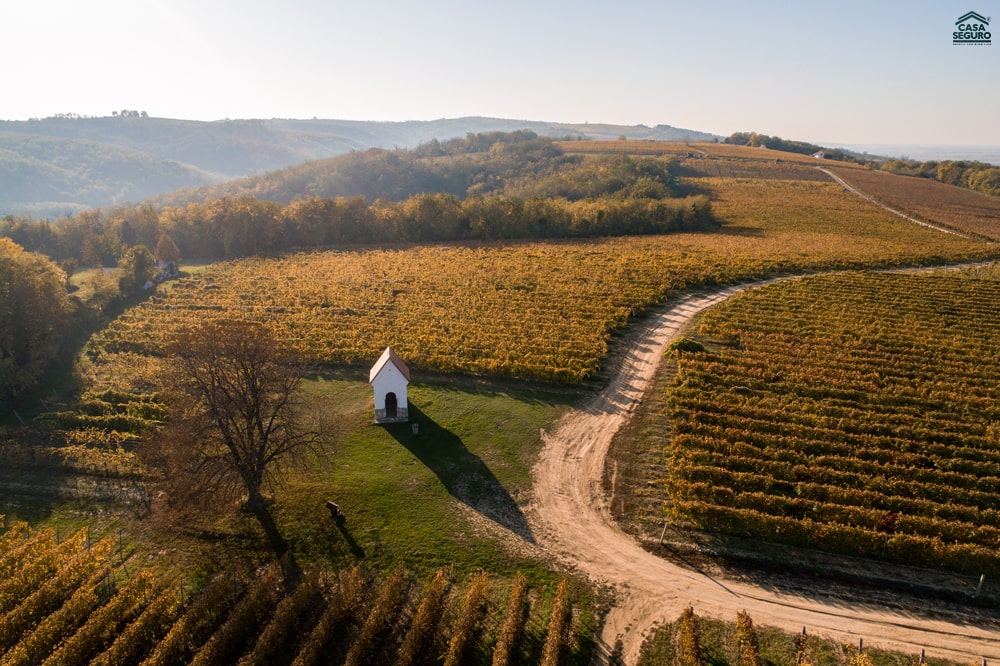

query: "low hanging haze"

left=3, top=0, right=999, bottom=151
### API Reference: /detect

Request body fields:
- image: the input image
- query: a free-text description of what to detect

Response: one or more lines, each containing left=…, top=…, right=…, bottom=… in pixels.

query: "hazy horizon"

left=832, top=143, right=1000, bottom=165
left=6, top=112, right=1000, bottom=165
left=4, top=1, right=998, bottom=146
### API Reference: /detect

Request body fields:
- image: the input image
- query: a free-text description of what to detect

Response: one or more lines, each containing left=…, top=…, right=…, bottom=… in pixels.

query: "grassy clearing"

left=276, top=373, right=564, bottom=577
left=4, top=369, right=579, bottom=594
left=131, top=372, right=580, bottom=583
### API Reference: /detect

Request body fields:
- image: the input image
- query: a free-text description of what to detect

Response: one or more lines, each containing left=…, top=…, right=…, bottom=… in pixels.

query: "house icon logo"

left=954, top=11, right=991, bottom=45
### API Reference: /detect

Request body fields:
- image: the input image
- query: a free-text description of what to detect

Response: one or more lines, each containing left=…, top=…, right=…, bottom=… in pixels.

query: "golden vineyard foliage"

left=664, top=269, right=1000, bottom=573
left=86, top=173, right=994, bottom=389
left=825, top=166, right=1000, bottom=240
left=0, top=525, right=583, bottom=666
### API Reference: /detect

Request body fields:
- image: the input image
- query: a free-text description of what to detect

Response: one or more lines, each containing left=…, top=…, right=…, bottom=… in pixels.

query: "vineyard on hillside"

left=0, top=523, right=593, bottom=665
left=86, top=185, right=994, bottom=392
left=659, top=268, right=1000, bottom=574
left=824, top=166, right=1000, bottom=240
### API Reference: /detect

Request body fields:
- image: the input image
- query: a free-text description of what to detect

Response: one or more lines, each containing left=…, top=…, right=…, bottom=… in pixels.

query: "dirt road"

left=527, top=284, right=1000, bottom=665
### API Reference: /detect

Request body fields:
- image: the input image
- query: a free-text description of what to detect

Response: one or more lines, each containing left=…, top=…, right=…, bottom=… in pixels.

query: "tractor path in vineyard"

left=818, top=167, right=972, bottom=238
left=526, top=281, right=1000, bottom=666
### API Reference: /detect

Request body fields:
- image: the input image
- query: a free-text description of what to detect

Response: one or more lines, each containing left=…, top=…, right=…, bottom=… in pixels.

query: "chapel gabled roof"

left=369, top=346, right=411, bottom=383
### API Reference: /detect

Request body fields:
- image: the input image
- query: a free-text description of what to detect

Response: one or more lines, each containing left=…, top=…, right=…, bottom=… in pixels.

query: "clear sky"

left=3, top=0, right=998, bottom=145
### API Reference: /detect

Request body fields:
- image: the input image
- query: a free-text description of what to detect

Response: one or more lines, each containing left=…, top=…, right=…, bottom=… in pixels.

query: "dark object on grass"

left=327, top=500, right=344, bottom=522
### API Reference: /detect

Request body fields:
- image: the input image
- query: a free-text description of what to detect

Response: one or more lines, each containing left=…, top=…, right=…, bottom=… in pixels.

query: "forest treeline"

left=876, top=158, right=1000, bottom=197
left=0, top=237, right=162, bottom=407
left=0, top=192, right=714, bottom=265
left=1, top=132, right=716, bottom=266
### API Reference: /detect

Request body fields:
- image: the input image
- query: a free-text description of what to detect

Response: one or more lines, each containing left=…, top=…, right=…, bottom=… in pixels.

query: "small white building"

left=369, top=346, right=410, bottom=423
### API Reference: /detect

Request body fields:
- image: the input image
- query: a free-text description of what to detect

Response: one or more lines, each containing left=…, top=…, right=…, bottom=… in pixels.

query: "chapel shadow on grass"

left=385, top=404, right=535, bottom=544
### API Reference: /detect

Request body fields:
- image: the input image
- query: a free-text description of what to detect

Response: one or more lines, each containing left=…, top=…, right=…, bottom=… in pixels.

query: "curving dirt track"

left=526, top=284, right=1000, bottom=665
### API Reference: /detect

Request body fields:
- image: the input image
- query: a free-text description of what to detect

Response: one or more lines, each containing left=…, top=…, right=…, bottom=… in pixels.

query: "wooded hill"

left=0, top=115, right=717, bottom=217
left=1, top=133, right=717, bottom=265
left=149, top=130, right=697, bottom=207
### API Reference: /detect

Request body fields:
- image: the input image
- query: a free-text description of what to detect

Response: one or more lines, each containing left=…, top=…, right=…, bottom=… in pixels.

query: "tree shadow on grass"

left=384, top=404, right=535, bottom=544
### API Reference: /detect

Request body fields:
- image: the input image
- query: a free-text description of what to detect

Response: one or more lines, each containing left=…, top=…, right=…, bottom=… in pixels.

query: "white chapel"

left=369, top=346, right=410, bottom=423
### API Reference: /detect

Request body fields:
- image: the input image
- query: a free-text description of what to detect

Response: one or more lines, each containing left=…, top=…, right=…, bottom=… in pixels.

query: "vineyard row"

left=661, top=269, right=1000, bottom=574
left=0, top=523, right=589, bottom=665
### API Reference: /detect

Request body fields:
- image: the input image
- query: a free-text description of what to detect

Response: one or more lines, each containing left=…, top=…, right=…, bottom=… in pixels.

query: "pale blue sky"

left=3, top=0, right=998, bottom=145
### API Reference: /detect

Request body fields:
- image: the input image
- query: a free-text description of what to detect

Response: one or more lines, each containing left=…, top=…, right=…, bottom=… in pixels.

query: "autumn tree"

left=115, top=204, right=162, bottom=250
left=968, top=166, right=1000, bottom=196
left=0, top=238, right=71, bottom=405
left=81, top=228, right=120, bottom=268
left=148, top=320, right=320, bottom=563
left=667, top=336, right=707, bottom=378
left=206, top=196, right=282, bottom=257
left=154, top=233, right=181, bottom=265
left=116, top=245, right=157, bottom=297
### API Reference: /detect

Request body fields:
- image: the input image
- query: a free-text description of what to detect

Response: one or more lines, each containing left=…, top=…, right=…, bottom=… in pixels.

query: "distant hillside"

left=0, top=115, right=718, bottom=217
left=0, top=133, right=211, bottom=217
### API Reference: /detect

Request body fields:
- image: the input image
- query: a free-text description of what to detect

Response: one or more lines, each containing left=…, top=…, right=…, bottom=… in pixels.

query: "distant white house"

left=369, top=347, right=410, bottom=423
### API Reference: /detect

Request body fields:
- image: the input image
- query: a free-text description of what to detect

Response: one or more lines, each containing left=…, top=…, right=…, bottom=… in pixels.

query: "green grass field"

left=273, top=373, right=577, bottom=579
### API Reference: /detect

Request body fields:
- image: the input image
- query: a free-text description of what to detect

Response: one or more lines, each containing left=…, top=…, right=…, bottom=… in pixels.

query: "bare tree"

left=146, top=319, right=319, bottom=562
